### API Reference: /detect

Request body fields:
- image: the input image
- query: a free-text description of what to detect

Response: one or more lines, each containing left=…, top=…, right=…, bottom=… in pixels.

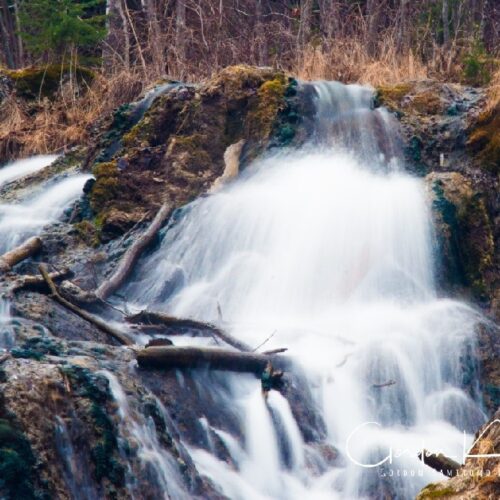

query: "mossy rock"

left=427, top=172, right=495, bottom=302
left=11, top=335, right=64, bottom=361
left=375, top=83, right=413, bottom=110
left=376, top=82, right=447, bottom=115
left=0, top=419, right=39, bottom=499
left=3, top=65, right=94, bottom=100
left=90, top=161, right=120, bottom=213
left=417, top=483, right=456, bottom=499
left=468, top=101, right=500, bottom=173
left=246, top=76, right=287, bottom=141
left=60, top=365, right=125, bottom=487
left=87, top=66, right=297, bottom=241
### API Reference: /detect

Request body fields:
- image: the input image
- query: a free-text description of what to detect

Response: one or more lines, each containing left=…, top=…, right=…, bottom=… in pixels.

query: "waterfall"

left=0, top=173, right=91, bottom=253
left=0, top=158, right=90, bottom=349
left=101, top=371, right=189, bottom=500
left=126, top=81, right=486, bottom=498
left=0, top=155, right=58, bottom=188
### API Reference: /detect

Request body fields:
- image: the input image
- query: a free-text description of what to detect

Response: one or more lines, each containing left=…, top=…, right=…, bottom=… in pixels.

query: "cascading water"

left=102, top=371, right=191, bottom=500
left=125, top=80, right=487, bottom=499
left=0, top=157, right=90, bottom=348
left=0, top=173, right=91, bottom=253
left=0, top=154, right=59, bottom=188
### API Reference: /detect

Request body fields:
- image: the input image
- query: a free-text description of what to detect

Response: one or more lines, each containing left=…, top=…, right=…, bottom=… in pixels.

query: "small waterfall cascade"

left=0, top=155, right=58, bottom=187
left=0, top=173, right=91, bottom=253
left=127, top=81, right=487, bottom=499
left=0, top=157, right=89, bottom=349
left=102, top=371, right=189, bottom=500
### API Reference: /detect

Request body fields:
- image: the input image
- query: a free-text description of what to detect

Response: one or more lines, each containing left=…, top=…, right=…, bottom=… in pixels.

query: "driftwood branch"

left=417, top=449, right=461, bottom=477
left=372, top=380, right=396, bottom=389
left=126, top=311, right=251, bottom=352
left=95, top=201, right=172, bottom=301
left=10, top=268, right=72, bottom=293
left=137, top=346, right=289, bottom=373
left=39, top=264, right=132, bottom=346
left=0, top=237, right=42, bottom=273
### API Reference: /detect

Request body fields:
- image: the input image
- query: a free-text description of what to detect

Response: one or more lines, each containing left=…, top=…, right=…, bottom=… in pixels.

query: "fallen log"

left=0, top=237, right=42, bottom=273
left=417, top=449, right=461, bottom=477
left=39, top=264, right=133, bottom=346
left=10, top=268, right=72, bottom=293
left=126, top=311, right=251, bottom=352
left=137, top=346, right=289, bottom=373
left=95, top=201, right=172, bottom=301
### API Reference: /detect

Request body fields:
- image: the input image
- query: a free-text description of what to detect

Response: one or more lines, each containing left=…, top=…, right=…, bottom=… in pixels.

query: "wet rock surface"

left=0, top=68, right=498, bottom=499
left=417, top=409, right=500, bottom=500
left=378, top=80, right=498, bottom=317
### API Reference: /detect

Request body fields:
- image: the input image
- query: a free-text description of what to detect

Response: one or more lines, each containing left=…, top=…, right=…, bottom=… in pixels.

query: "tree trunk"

left=175, top=0, right=186, bottom=65
left=366, top=0, right=381, bottom=57
left=39, top=264, right=133, bottom=346
left=442, top=0, right=450, bottom=48
left=418, top=449, right=461, bottom=477
left=144, top=0, right=163, bottom=77
left=126, top=310, right=252, bottom=352
left=137, top=345, right=289, bottom=373
left=0, top=237, right=42, bottom=273
left=95, top=201, right=172, bottom=301
left=103, top=0, right=131, bottom=72
left=318, top=0, right=340, bottom=40
left=297, top=0, right=313, bottom=49
left=255, top=0, right=268, bottom=66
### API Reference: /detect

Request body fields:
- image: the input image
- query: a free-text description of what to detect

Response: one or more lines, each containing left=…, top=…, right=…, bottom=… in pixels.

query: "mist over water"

left=126, top=81, right=486, bottom=498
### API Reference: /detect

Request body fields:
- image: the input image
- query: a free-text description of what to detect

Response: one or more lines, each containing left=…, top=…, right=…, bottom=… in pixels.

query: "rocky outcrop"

left=417, top=410, right=500, bottom=500
left=1, top=68, right=497, bottom=499
left=81, top=65, right=311, bottom=242
left=377, top=80, right=498, bottom=319
left=384, top=80, right=499, bottom=500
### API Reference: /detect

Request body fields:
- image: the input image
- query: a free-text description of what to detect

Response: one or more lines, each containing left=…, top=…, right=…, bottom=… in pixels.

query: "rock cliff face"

left=377, top=81, right=499, bottom=498
left=417, top=410, right=500, bottom=500
left=0, top=66, right=324, bottom=500
left=0, top=68, right=497, bottom=499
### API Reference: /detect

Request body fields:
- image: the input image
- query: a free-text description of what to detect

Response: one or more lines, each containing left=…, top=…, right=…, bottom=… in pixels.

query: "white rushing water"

left=0, top=154, right=59, bottom=188
left=102, top=371, right=188, bottom=500
left=0, top=157, right=90, bottom=349
left=125, top=82, right=486, bottom=498
left=0, top=173, right=91, bottom=254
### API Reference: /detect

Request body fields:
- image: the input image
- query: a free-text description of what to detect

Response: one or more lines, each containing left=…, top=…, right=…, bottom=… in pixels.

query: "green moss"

left=418, top=483, right=455, bottom=498
left=468, top=102, right=500, bottom=173
left=433, top=179, right=495, bottom=301
left=375, top=83, right=413, bottom=110
left=247, top=76, right=287, bottom=140
left=0, top=419, right=38, bottom=499
left=74, top=220, right=99, bottom=247
left=90, top=403, right=124, bottom=484
left=457, top=195, right=495, bottom=301
left=90, top=161, right=120, bottom=214
left=170, top=134, right=212, bottom=170
left=11, top=336, right=64, bottom=361
left=4, top=65, right=94, bottom=100
left=60, top=366, right=124, bottom=487
left=410, top=91, right=443, bottom=114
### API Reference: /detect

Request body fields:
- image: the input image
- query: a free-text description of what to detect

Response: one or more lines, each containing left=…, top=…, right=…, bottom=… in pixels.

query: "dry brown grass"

left=0, top=69, right=145, bottom=162
left=295, top=38, right=430, bottom=86
left=484, top=67, right=500, bottom=113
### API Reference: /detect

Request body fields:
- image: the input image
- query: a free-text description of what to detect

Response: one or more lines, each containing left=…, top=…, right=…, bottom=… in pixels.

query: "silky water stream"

left=122, top=81, right=487, bottom=499
left=0, top=156, right=90, bottom=348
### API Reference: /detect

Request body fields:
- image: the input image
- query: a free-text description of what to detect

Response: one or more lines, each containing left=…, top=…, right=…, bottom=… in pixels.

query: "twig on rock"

left=39, top=264, right=132, bottom=346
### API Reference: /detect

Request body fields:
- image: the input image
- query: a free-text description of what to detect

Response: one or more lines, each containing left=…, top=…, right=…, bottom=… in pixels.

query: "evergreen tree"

left=18, top=0, right=105, bottom=61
